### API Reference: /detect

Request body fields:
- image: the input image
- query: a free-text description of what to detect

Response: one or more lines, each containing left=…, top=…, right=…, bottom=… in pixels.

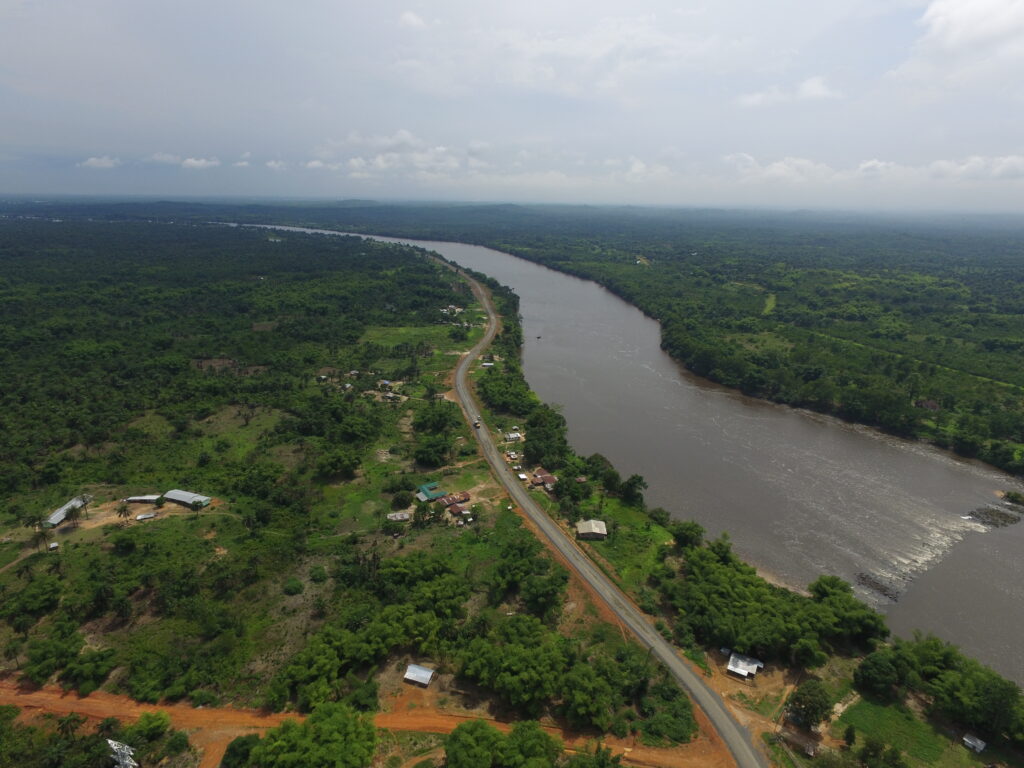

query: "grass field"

left=835, top=699, right=997, bottom=768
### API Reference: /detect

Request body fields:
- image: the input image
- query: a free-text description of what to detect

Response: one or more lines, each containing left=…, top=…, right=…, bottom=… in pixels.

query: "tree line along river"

left=273, top=226, right=1024, bottom=684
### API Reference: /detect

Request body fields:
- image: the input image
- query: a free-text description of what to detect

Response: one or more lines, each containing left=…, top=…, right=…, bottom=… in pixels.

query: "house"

left=517, top=473, right=529, bottom=481
left=124, top=495, right=161, bottom=504
left=44, top=494, right=92, bottom=528
left=404, top=664, right=435, bottom=687
left=163, top=489, right=212, bottom=508
left=576, top=519, right=608, bottom=540
left=416, top=482, right=446, bottom=503
left=448, top=503, right=469, bottom=517
left=437, top=491, right=471, bottom=507
left=962, top=735, right=986, bottom=753
left=386, top=511, right=411, bottom=522
left=727, top=652, right=764, bottom=679
left=505, top=432, right=522, bottom=441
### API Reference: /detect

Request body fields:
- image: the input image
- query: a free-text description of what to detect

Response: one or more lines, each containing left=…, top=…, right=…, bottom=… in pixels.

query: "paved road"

left=453, top=269, right=769, bottom=768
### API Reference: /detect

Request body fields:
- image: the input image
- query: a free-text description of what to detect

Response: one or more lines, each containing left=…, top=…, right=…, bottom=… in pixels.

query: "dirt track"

left=1, top=678, right=734, bottom=768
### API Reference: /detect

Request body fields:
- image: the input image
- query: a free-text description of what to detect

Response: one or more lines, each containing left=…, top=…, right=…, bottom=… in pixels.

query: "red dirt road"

left=1, top=678, right=733, bottom=768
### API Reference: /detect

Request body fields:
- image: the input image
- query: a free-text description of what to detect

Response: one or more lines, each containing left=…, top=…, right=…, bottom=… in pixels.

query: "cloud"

left=148, top=152, right=182, bottom=165
left=77, top=155, right=121, bottom=169
left=265, top=160, right=287, bottom=171
left=306, top=159, right=343, bottom=170
left=892, top=0, right=1024, bottom=90
left=737, top=76, right=842, bottom=107
left=399, top=11, right=426, bottom=28
left=181, top=157, right=220, bottom=169
left=725, top=152, right=1024, bottom=188
left=233, top=160, right=250, bottom=167
left=919, top=0, right=1024, bottom=54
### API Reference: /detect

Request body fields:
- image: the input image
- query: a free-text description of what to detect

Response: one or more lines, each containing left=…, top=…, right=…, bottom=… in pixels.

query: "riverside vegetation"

left=0, top=218, right=694, bottom=767
left=58, top=199, right=1024, bottom=478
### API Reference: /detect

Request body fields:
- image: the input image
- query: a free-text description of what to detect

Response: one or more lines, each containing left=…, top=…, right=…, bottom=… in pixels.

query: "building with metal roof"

left=124, top=495, right=161, bottom=504
left=135, top=512, right=158, bottom=521
left=576, top=519, right=608, bottom=540
left=404, top=664, right=435, bottom=687
left=727, top=652, right=764, bottom=678
left=44, top=494, right=92, bottom=528
left=163, top=489, right=212, bottom=508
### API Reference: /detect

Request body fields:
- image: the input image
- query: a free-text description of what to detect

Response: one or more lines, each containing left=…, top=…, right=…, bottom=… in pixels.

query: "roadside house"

left=576, top=519, right=608, bottom=540
left=727, top=652, right=764, bottom=679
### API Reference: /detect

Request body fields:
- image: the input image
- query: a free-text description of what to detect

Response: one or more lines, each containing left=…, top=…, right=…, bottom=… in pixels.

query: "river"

left=267, top=226, right=1024, bottom=682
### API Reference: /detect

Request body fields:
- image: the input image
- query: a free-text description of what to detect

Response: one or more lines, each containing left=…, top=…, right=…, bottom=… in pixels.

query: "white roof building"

left=404, top=664, right=435, bottom=687
left=163, top=489, right=212, bottom=507
left=576, top=519, right=608, bottom=539
left=727, top=652, right=764, bottom=678
left=45, top=495, right=91, bottom=528
left=124, top=495, right=161, bottom=504
left=136, top=512, right=157, bottom=521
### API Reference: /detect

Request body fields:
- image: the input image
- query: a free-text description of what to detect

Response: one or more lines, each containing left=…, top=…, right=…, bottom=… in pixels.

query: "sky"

left=1, top=0, right=1023, bottom=211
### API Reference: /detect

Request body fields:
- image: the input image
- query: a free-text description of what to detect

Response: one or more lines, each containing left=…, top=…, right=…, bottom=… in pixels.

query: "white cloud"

left=77, top=155, right=120, bottom=169
left=265, top=160, right=287, bottom=171
left=892, top=0, right=1024, bottom=91
left=306, top=159, right=343, bottom=170
left=738, top=76, right=842, bottom=107
left=919, top=0, right=1024, bottom=54
left=148, top=152, right=182, bottom=165
left=181, top=157, right=220, bottom=169
left=399, top=11, right=426, bottom=28
left=233, top=160, right=250, bottom=167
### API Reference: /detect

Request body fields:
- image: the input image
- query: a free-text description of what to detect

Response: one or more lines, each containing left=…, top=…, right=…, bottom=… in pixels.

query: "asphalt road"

left=453, top=268, right=769, bottom=768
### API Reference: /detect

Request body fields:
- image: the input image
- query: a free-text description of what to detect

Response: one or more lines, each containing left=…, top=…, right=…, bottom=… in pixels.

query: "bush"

left=165, top=730, right=189, bottom=755
left=310, top=565, right=328, bottom=584
left=391, top=490, right=414, bottom=510
left=283, top=578, right=304, bottom=596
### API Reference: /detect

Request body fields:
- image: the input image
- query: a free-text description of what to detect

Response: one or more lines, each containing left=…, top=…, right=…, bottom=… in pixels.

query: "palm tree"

left=65, top=503, right=81, bottom=529
left=116, top=501, right=131, bottom=525
left=56, top=712, right=85, bottom=740
left=31, top=526, right=52, bottom=552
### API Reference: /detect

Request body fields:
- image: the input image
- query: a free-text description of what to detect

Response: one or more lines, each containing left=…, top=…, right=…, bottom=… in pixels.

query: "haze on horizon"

left=1, top=0, right=1023, bottom=212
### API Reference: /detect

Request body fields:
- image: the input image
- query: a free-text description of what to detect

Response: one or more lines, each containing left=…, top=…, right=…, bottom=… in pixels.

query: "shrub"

left=283, top=578, right=304, bottom=596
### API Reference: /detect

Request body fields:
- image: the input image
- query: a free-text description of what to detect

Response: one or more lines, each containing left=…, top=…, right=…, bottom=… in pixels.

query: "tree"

left=843, top=724, right=856, bottom=748
left=250, top=703, right=375, bottom=768
left=668, top=521, right=704, bottom=549
left=32, top=526, right=52, bottom=552
left=445, top=719, right=505, bottom=768
left=854, top=651, right=900, bottom=701
left=787, top=679, right=832, bottom=727
left=500, top=721, right=562, bottom=768
left=620, top=474, right=648, bottom=506
left=116, top=502, right=131, bottom=525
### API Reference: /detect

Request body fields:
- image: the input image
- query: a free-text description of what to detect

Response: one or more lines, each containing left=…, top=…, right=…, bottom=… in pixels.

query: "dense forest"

left=24, top=200, right=1023, bottom=475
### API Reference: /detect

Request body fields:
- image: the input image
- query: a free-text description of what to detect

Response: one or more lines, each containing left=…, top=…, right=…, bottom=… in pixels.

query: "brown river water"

left=271, top=227, right=1024, bottom=682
